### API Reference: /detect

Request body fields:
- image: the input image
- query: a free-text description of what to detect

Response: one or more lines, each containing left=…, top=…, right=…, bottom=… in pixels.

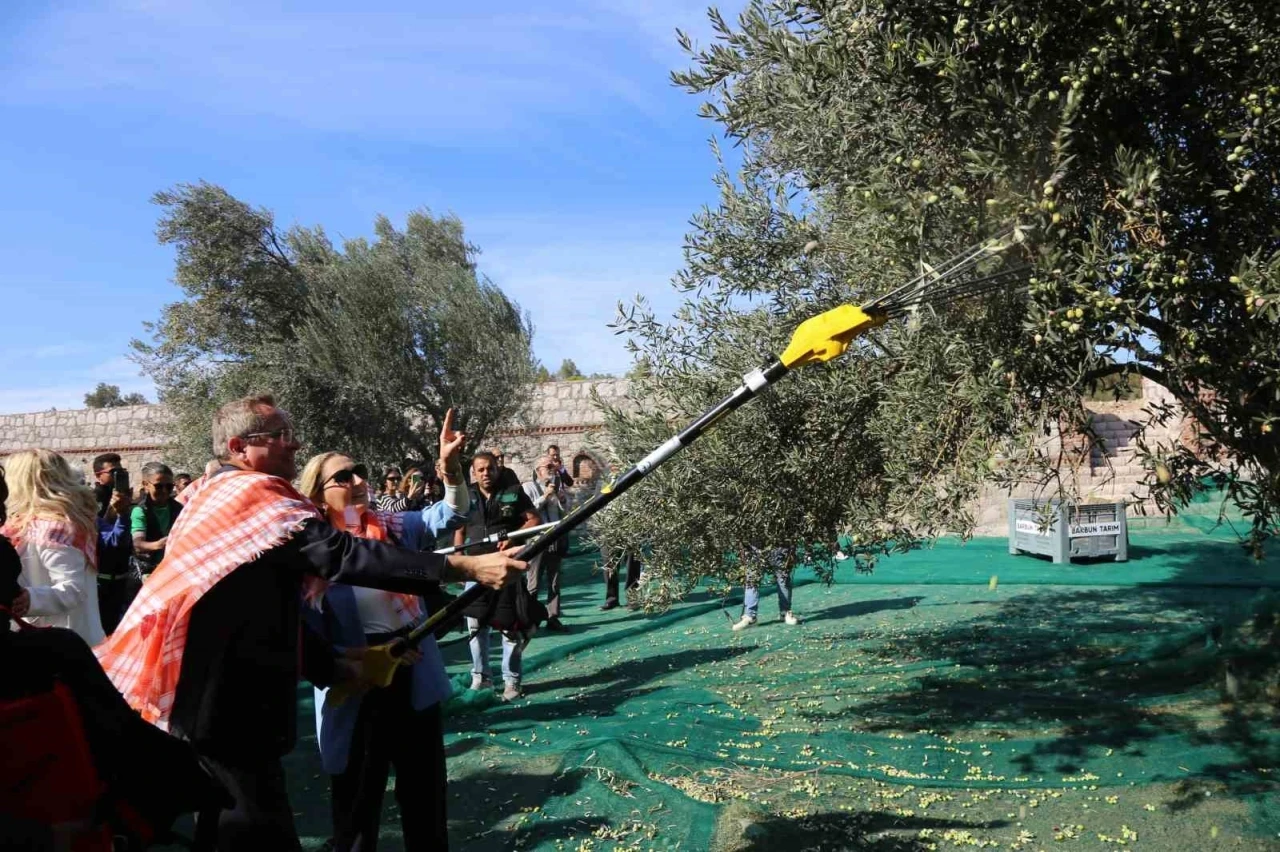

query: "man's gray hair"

left=212, top=394, right=278, bottom=461
left=141, top=461, right=173, bottom=479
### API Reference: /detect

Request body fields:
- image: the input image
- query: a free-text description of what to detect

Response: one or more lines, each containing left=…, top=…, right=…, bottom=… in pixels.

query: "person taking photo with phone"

left=90, top=453, right=134, bottom=633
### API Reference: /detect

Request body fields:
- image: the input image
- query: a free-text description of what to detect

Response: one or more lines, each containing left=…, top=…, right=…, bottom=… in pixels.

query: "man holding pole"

left=95, top=394, right=525, bottom=851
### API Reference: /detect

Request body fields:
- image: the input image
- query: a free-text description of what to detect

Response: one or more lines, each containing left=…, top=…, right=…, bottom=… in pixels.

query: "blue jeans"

left=743, top=547, right=793, bottom=618
left=743, top=572, right=793, bottom=618
left=467, top=619, right=523, bottom=685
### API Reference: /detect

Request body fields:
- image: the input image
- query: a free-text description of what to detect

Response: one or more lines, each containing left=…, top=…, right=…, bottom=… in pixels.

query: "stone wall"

left=0, top=381, right=637, bottom=492
left=485, top=379, right=635, bottom=499
left=0, top=377, right=1191, bottom=530
left=0, top=404, right=175, bottom=483
left=971, top=377, right=1191, bottom=533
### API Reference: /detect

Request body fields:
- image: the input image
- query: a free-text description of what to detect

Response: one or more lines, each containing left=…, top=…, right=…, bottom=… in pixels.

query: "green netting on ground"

left=277, top=505, right=1280, bottom=850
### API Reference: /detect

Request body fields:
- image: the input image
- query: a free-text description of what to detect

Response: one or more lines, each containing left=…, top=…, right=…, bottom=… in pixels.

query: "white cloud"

left=1, top=0, right=712, bottom=141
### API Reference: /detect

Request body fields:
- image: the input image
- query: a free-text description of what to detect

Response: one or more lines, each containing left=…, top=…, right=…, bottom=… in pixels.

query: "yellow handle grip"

left=360, top=642, right=402, bottom=689
left=324, top=642, right=403, bottom=707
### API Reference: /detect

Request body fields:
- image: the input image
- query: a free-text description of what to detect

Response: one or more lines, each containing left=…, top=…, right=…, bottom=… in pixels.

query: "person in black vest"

left=458, top=451, right=540, bottom=702
left=131, top=461, right=182, bottom=579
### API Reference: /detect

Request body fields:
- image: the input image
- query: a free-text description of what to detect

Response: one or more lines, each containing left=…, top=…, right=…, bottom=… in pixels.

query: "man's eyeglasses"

left=243, top=427, right=296, bottom=444
left=324, top=464, right=368, bottom=487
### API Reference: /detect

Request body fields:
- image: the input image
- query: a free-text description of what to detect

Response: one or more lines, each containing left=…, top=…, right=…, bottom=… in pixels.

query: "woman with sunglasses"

left=298, top=410, right=470, bottom=852
left=375, top=467, right=406, bottom=512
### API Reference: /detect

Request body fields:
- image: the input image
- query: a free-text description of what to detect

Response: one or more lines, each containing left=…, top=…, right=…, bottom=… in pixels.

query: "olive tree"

left=594, top=0, right=1280, bottom=600
left=133, top=182, right=536, bottom=470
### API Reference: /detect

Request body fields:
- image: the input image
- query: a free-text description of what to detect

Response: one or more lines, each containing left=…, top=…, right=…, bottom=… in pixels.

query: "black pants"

left=330, top=667, right=448, bottom=852
left=526, top=547, right=564, bottom=618
left=97, top=573, right=140, bottom=635
left=197, top=755, right=300, bottom=851
left=603, top=548, right=641, bottom=605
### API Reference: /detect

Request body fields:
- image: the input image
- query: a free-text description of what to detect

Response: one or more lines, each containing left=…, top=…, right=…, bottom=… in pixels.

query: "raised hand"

left=438, top=408, right=466, bottom=469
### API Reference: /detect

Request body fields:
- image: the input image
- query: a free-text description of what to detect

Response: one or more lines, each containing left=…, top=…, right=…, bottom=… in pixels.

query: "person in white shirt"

left=0, top=448, right=104, bottom=645
left=522, top=455, right=568, bottom=631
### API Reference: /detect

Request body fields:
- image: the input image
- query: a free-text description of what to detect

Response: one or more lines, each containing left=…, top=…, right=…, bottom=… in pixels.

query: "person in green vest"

left=131, top=462, right=183, bottom=578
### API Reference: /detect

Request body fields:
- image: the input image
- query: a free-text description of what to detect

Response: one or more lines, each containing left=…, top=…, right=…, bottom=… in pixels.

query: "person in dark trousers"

left=130, top=461, right=182, bottom=579
left=522, top=455, right=568, bottom=630
left=459, top=451, right=541, bottom=701
left=95, top=394, right=526, bottom=852
left=600, top=540, right=642, bottom=610
left=91, top=452, right=134, bottom=634
left=301, top=409, right=470, bottom=852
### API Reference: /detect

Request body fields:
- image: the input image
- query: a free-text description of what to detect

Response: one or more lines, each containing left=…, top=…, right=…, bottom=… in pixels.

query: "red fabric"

left=1, top=516, right=97, bottom=572
left=304, top=509, right=422, bottom=619
left=0, top=680, right=113, bottom=851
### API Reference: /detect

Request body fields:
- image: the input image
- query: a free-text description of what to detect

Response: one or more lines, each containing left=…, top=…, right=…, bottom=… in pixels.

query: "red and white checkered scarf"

left=1, top=517, right=97, bottom=570
left=94, top=468, right=320, bottom=729
left=302, top=508, right=423, bottom=621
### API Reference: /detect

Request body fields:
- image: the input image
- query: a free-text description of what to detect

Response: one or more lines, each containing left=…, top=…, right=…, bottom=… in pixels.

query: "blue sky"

left=0, top=0, right=741, bottom=413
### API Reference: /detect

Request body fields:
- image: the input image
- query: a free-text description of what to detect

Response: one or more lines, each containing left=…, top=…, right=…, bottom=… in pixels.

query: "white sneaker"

left=502, top=682, right=523, bottom=702
left=783, top=612, right=800, bottom=626
left=470, top=674, right=492, bottom=691
left=834, top=550, right=848, bottom=560
left=731, top=615, right=757, bottom=631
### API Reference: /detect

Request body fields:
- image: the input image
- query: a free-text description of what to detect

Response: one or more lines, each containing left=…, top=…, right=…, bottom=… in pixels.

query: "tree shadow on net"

left=447, top=766, right=607, bottom=852
left=445, top=645, right=755, bottom=736
left=736, top=810, right=1008, bottom=852
left=804, top=595, right=925, bottom=624
left=796, top=539, right=1279, bottom=781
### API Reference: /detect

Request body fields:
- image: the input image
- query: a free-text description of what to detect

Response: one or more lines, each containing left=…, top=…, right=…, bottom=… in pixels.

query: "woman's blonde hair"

left=298, top=451, right=347, bottom=510
left=3, top=449, right=99, bottom=542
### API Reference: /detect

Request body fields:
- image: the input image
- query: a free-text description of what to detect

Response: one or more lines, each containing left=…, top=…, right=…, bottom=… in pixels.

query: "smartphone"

left=111, top=468, right=130, bottom=494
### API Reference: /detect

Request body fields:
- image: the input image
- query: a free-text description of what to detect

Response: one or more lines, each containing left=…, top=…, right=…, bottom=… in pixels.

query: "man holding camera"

left=91, top=453, right=135, bottom=634
left=522, top=455, right=568, bottom=631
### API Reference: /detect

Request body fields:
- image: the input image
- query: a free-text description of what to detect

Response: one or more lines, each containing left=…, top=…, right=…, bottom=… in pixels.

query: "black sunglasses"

left=324, top=463, right=368, bottom=487
left=151, top=483, right=175, bottom=492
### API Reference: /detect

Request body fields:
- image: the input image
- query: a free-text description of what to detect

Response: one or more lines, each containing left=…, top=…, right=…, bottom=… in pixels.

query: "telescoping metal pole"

left=432, top=521, right=558, bottom=556
left=341, top=304, right=891, bottom=693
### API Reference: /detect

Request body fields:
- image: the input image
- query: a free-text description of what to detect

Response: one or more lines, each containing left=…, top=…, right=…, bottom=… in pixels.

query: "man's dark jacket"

left=169, top=477, right=451, bottom=764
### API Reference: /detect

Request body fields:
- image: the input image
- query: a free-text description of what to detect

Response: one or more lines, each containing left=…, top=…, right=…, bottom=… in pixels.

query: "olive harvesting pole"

left=343, top=229, right=1029, bottom=695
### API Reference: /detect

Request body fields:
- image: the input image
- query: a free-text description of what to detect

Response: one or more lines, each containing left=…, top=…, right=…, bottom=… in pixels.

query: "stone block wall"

left=970, top=377, right=1192, bottom=533
left=485, top=379, right=636, bottom=503
left=0, top=381, right=640, bottom=499
left=0, top=404, right=178, bottom=484
left=0, top=376, right=1197, bottom=532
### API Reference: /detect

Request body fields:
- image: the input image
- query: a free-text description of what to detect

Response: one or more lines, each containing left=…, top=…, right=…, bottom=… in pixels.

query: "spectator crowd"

left=0, top=397, right=672, bottom=851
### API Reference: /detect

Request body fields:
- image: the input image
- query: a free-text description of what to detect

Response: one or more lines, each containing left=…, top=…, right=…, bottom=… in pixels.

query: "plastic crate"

left=1008, top=499, right=1128, bottom=564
